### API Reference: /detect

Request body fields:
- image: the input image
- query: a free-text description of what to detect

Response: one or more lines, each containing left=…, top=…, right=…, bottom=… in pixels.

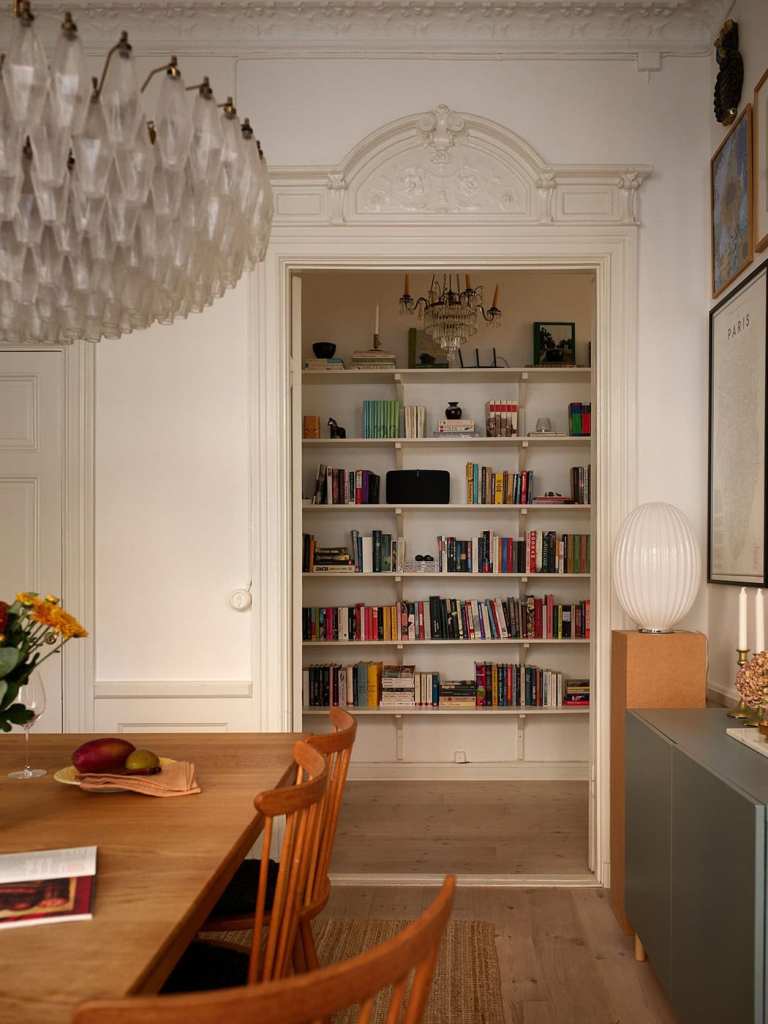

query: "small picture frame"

left=407, top=327, right=448, bottom=368
left=532, top=322, right=576, bottom=366
left=754, top=69, right=768, bottom=253
left=711, top=104, right=753, bottom=298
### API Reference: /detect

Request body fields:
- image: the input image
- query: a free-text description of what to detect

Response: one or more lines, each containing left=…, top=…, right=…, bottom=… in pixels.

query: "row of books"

left=570, top=465, right=591, bottom=505
left=302, top=661, right=590, bottom=709
left=485, top=400, right=519, bottom=437
left=363, top=400, right=401, bottom=439
left=311, top=466, right=381, bottom=505
left=434, top=530, right=590, bottom=575
left=568, top=402, right=591, bottom=436
left=404, top=405, right=427, bottom=438
left=466, top=465, right=534, bottom=505
left=302, top=595, right=591, bottom=642
left=475, top=663, right=590, bottom=708
left=304, top=531, right=404, bottom=573
left=302, top=535, right=356, bottom=573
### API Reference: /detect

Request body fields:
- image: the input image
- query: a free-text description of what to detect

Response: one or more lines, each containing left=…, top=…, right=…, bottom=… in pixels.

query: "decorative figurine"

left=714, top=20, right=743, bottom=126
left=328, top=417, right=346, bottom=439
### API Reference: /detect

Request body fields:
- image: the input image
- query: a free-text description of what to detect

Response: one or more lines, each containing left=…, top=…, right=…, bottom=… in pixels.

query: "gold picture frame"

left=711, top=104, right=753, bottom=298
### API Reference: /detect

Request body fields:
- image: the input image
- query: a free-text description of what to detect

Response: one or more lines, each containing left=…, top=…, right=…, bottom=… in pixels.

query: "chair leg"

left=300, top=917, right=321, bottom=972
left=292, top=930, right=308, bottom=975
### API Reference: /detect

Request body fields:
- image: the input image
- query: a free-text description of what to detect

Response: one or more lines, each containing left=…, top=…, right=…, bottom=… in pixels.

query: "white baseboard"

left=330, top=871, right=599, bottom=888
left=348, top=760, right=589, bottom=781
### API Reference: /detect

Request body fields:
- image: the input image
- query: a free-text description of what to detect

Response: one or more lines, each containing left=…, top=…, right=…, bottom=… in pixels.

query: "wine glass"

left=8, top=673, right=47, bottom=779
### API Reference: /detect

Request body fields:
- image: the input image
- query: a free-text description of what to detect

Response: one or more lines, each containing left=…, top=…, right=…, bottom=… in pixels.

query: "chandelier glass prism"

left=399, top=273, right=501, bottom=366
left=0, top=2, right=273, bottom=344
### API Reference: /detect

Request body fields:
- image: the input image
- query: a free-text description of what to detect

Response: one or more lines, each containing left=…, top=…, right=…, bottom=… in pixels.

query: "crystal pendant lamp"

left=0, top=2, right=274, bottom=344
left=399, top=273, right=502, bottom=366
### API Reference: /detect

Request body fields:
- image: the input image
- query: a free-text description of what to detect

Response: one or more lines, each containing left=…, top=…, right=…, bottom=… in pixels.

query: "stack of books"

left=570, top=464, right=591, bottom=504
left=381, top=664, right=416, bottom=707
left=312, top=466, right=381, bottom=504
left=436, top=418, right=476, bottom=435
left=362, top=400, right=402, bottom=438
left=568, top=402, right=591, bottom=436
left=466, top=465, right=534, bottom=504
left=351, top=348, right=397, bottom=370
left=439, top=680, right=477, bottom=708
left=563, top=678, right=590, bottom=706
left=349, top=529, right=403, bottom=573
left=485, top=400, right=518, bottom=436
left=403, top=405, right=427, bottom=438
left=303, top=535, right=356, bottom=573
left=304, top=356, right=345, bottom=371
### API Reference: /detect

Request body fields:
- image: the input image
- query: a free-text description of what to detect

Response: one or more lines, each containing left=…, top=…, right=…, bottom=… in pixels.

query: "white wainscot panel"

left=94, top=686, right=255, bottom=733
left=403, top=716, right=517, bottom=764
left=0, top=375, right=37, bottom=449
left=523, top=715, right=590, bottom=762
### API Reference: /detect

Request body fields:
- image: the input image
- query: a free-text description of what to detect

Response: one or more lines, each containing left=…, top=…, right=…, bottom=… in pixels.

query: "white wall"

left=94, top=50, right=712, bottom=711
left=707, top=0, right=768, bottom=698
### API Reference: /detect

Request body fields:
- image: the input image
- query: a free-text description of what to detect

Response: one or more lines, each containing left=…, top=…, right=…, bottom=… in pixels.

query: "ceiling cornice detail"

left=29, top=0, right=731, bottom=60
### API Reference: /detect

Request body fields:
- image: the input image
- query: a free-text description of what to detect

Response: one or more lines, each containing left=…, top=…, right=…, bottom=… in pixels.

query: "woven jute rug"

left=210, top=918, right=504, bottom=1024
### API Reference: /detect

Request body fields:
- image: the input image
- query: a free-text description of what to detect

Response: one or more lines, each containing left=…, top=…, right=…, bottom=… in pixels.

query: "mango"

left=124, top=749, right=160, bottom=775
left=72, top=737, right=135, bottom=774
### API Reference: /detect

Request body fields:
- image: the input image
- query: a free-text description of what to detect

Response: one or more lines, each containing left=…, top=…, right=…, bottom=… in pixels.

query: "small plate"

left=54, top=757, right=176, bottom=793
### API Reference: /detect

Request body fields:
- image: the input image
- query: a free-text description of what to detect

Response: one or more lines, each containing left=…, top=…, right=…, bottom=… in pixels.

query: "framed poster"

left=711, top=105, right=753, bottom=298
left=754, top=70, right=768, bottom=253
left=708, top=260, right=768, bottom=585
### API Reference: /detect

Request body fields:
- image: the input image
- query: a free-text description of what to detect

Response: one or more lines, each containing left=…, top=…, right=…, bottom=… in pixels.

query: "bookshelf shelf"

left=303, top=367, right=591, bottom=386
left=302, top=572, right=591, bottom=579
left=302, top=436, right=591, bottom=448
left=302, top=639, right=590, bottom=646
left=302, top=503, right=591, bottom=513
left=302, top=706, right=589, bottom=716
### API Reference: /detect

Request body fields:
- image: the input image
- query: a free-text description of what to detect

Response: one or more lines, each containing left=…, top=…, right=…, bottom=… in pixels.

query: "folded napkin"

left=77, top=760, right=201, bottom=797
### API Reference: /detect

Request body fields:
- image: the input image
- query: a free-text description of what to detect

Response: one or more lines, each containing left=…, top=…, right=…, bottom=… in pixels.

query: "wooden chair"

left=201, top=707, right=357, bottom=971
left=74, top=875, right=455, bottom=1024
left=162, top=739, right=327, bottom=992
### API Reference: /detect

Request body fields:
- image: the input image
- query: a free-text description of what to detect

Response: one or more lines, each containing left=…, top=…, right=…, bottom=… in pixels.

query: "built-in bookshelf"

left=296, top=272, right=595, bottom=781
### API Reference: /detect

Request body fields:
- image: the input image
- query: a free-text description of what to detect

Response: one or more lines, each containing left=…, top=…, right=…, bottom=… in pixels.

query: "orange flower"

left=16, top=592, right=42, bottom=607
left=29, top=602, right=59, bottom=629
left=49, top=608, right=88, bottom=639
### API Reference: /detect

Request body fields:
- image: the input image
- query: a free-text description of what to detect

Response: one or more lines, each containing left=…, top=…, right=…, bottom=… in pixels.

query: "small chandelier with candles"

left=399, top=272, right=501, bottom=366
left=0, top=1, right=273, bottom=344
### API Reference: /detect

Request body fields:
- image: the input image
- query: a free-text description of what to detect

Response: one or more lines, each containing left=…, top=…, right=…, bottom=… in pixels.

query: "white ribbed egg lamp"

left=613, top=503, right=701, bottom=633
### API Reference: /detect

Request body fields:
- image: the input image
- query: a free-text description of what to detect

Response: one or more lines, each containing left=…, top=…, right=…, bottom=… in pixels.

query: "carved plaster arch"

left=271, top=103, right=651, bottom=227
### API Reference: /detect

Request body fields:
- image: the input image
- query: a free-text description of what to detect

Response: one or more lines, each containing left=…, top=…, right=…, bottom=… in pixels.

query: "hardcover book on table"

left=0, top=846, right=96, bottom=929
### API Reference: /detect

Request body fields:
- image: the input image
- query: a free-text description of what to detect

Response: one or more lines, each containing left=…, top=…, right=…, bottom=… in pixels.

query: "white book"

left=361, top=536, right=373, bottom=574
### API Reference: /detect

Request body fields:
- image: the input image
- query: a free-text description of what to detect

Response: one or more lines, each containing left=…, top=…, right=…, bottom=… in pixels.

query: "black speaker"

left=386, top=469, right=450, bottom=504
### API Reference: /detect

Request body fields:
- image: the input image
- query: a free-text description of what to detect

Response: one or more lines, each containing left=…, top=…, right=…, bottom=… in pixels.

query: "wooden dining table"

left=0, top=732, right=301, bottom=1024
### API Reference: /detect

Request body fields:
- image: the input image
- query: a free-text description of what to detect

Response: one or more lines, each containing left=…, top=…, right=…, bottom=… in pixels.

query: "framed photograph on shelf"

left=754, top=70, right=768, bottom=253
left=708, top=260, right=768, bottom=585
left=711, top=104, right=753, bottom=298
left=532, top=322, right=575, bottom=366
left=407, top=327, right=448, bottom=368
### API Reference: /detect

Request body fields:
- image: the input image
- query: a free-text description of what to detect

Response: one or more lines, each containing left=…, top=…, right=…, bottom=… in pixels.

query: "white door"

left=0, top=351, right=64, bottom=732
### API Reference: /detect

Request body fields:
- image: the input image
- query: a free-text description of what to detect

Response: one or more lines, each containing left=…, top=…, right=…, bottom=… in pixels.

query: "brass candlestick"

left=728, top=648, right=757, bottom=722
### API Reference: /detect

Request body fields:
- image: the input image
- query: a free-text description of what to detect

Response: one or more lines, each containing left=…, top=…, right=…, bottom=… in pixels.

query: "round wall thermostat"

left=229, top=589, right=252, bottom=611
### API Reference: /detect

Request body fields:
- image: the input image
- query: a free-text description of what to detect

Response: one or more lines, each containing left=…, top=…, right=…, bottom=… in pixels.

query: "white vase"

left=613, top=502, right=701, bottom=633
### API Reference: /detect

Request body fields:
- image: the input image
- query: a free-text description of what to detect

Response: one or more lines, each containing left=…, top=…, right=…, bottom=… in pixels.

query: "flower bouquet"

left=0, top=594, right=87, bottom=732
left=735, top=650, right=768, bottom=728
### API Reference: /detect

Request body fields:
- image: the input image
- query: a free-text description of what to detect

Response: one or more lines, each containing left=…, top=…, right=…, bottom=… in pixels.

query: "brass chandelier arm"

left=140, top=55, right=180, bottom=94
left=93, top=31, right=132, bottom=99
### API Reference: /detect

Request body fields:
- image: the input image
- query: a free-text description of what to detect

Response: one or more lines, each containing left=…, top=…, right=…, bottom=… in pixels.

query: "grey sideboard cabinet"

left=626, top=708, right=768, bottom=1024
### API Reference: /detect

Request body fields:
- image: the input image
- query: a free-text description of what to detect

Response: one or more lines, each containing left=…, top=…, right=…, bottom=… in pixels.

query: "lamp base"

left=637, top=628, right=674, bottom=634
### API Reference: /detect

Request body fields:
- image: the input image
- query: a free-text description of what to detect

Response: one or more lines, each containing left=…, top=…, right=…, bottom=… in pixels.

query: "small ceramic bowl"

left=313, top=342, right=337, bottom=359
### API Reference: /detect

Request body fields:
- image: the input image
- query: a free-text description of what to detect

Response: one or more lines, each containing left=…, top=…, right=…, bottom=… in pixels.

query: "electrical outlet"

left=454, top=749, right=468, bottom=764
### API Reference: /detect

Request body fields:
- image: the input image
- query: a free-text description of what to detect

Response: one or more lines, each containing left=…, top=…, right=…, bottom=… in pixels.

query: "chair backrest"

left=74, top=875, right=455, bottom=1024
left=304, top=707, right=357, bottom=908
left=249, top=739, right=327, bottom=984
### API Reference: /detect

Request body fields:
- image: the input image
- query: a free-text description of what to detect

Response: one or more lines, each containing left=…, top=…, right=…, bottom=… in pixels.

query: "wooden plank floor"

left=320, top=885, right=679, bottom=1024
left=331, top=781, right=589, bottom=875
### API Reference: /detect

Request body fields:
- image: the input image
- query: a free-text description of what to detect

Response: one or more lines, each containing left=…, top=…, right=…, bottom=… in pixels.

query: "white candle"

left=757, top=589, right=765, bottom=652
left=374, top=304, right=380, bottom=335
left=739, top=587, right=748, bottom=650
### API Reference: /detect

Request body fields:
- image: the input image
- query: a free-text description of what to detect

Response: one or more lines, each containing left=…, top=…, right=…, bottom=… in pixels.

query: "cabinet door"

left=625, top=713, right=672, bottom=990
left=670, top=747, right=764, bottom=1024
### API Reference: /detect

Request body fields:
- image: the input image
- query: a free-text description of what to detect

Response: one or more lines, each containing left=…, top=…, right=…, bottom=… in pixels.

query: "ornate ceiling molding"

left=31, top=0, right=731, bottom=60
left=271, top=104, right=652, bottom=227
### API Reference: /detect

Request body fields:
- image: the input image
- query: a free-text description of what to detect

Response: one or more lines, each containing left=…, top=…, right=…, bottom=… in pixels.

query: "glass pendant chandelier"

left=0, top=2, right=273, bottom=344
left=399, top=273, right=501, bottom=366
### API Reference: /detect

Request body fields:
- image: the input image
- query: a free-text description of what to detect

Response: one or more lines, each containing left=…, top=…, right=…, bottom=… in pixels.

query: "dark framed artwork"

left=754, top=69, right=768, bottom=253
left=532, top=322, right=575, bottom=366
left=708, top=260, right=768, bottom=585
left=711, top=104, right=753, bottom=298
left=407, top=327, right=448, bottom=368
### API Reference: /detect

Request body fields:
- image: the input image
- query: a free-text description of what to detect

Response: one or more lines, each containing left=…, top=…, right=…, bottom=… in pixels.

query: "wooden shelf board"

left=302, top=436, right=591, bottom=448
left=302, top=503, right=591, bottom=513
left=302, top=572, right=591, bottom=579
left=301, top=706, right=589, bottom=716
left=302, top=639, right=590, bottom=646
left=302, top=367, right=592, bottom=385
